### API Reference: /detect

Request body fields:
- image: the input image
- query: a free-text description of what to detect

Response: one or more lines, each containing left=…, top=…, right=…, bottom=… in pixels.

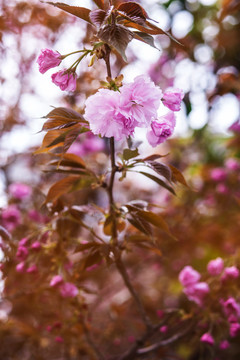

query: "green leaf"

left=123, top=148, right=139, bottom=161
left=139, top=171, right=176, bottom=195
left=45, top=2, right=92, bottom=24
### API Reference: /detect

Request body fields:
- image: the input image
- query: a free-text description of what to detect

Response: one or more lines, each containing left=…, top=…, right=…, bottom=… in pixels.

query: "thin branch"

left=81, top=318, right=106, bottom=360
left=115, top=254, right=152, bottom=330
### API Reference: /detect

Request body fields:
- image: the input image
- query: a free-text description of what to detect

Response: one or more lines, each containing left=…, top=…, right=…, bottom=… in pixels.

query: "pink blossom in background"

left=225, top=158, right=240, bottom=171
left=51, top=70, right=77, bottom=91
left=55, top=336, right=64, bottom=343
left=200, top=333, right=214, bottom=345
left=179, top=266, right=201, bottom=287
left=119, top=75, right=162, bottom=127
left=221, top=266, right=239, bottom=281
left=16, top=261, right=25, bottom=273
left=162, top=88, right=184, bottom=112
left=8, top=183, right=32, bottom=200
left=219, top=340, right=230, bottom=350
left=16, top=246, right=28, bottom=261
left=1, top=205, right=21, bottom=231
left=50, top=275, right=63, bottom=287
left=229, top=120, right=240, bottom=133
left=146, top=112, right=176, bottom=147
left=229, top=322, right=240, bottom=337
left=148, top=54, right=174, bottom=88
left=207, top=257, right=224, bottom=276
left=85, top=89, right=134, bottom=140
left=184, top=282, right=210, bottom=306
left=216, top=183, right=229, bottom=195
left=210, top=168, right=227, bottom=182
left=60, top=282, right=78, bottom=298
left=221, top=297, right=240, bottom=319
left=37, top=49, right=62, bottom=74
left=26, top=264, right=38, bottom=274
left=19, top=237, right=28, bottom=246
left=31, top=241, right=41, bottom=251
left=159, top=325, right=168, bottom=333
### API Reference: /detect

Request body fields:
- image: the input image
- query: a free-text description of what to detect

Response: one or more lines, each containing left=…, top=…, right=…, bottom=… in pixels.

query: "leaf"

left=45, top=107, right=86, bottom=122
left=45, top=175, right=80, bottom=203
left=123, top=148, right=139, bottom=161
left=127, top=214, right=152, bottom=236
left=126, top=200, right=148, bottom=210
left=139, top=171, right=176, bottom=195
left=89, top=9, right=107, bottom=27
left=145, top=20, right=182, bottom=45
left=169, top=165, right=188, bottom=187
left=97, top=24, right=133, bottom=61
left=34, top=130, right=65, bottom=154
left=117, top=2, right=148, bottom=25
left=133, top=31, right=158, bottom=49
left=63, top=125, right=88, bottom=153
left=143, top=154, right=167, bottom=161
left=81, top=251, right=102, bottom=271
left=58, top=153, right=86, bottom=168
left=103, top=215, right=114, bottom=236
left=93, top=0, right=105, bottom=10
left=146, top=161, right=172, bottom=183
left=136, top=210, right=170, bottom=234
left=45, top=2, right=92, bottom=24
left=41, top=119, right=80, bottom=132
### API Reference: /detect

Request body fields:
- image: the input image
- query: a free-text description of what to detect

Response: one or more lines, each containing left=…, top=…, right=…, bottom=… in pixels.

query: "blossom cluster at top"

left=84, top=75, right=184, bottom=146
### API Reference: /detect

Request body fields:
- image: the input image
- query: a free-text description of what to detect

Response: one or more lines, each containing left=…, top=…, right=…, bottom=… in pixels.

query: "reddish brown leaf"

left=133, top=31, right=158, bottom=49
left=46, top=2, right=92, bottom=23
left=136, top=210, right=170, bottom=234
left=93, top=0, right=105, bottom=10
left=89, top=9, right=107, bottom=27
left=139, top=171, right=176, bottom=195
left=169, top=165, right=189, bottom=187
left=146, top=161, right=172, bottom=183
left=45, top=175, right=80, bottom=203
left=117, top=2, right=148, bottom=25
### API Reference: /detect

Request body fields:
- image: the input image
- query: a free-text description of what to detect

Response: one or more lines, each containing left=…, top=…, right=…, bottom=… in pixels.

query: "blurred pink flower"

left=60, top=282, right=78, bottom=298
left=207, top=257, right=224, bottom=276
left=229, top=120, right=240, bottom=133
left=210, top=168, right=227, bottom=182
left=51, top=70, right=76, bottom=91
left=16, top=246, right=28, bottom=260
left=221, top=266, right=239, bottom=281
left=159, top=325, right=168, bottom=333
left=200, top=333, right=214, bottom=345
left=219, top=340, right=230, bottom=350
left=31, top=241, right=41, bottom=251
left=184, top=282, right=210, bottom=306
left=26, top=264, right=38, bottom=273
left=19, top=237, right=28, bottom=246
left=55, top=336, right=64, bottom=343
left=16, top=261, right=25, bottom=273
left=9, top=183, right=32, bottom=200
left=162, top=88, right=184, bottom=112
left=37, top=49, right=61, bottom=74
left=225, top=158, right=239, bottom=171
left=146, top=112, right=176, bottom=147
left=50, top=275, right=63, bottom=287
left=229, top=322, right=240, bottom=337
left=1, top=205, right=21, bottom=231
left=179, top=266, right=201, bottom=287
left=119, top=75, right=162, bottom=127
left=216, top=183, right=229, bottom=195
left=221, top=297, right=240, bottom=319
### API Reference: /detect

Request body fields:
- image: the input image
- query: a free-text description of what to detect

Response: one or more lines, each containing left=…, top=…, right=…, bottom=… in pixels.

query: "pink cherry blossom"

left=1, top=205, right=21, bottom=231
left=225, top=158, right=239, bottom=171
left=146, top=112, right=176, bottom=147
left=162, top=88, right=184, bottom=111
left=216, top=183, right=229, bottom=194
left=229, top=120, right=240, bottom=133
left=221, top=266, right=239, bottom=281
left=51, top=70, right=77, bottom=91
left=207, top=257, right=224, bottom=276
left=55, top=336, right=64, bottom=343
left=200, top=333, right=214, bottom=345
left=85, top=89, right=135, bottom=140
left=119, top=75, right=162, bottom=127
left=59, top=282, right=78, bottom=298
left=219, top=340, right=230, bottom=350
left=16, top=261, right=25, bottom=273
left=26, top=264, right=38, bottom=273
left=19, top=237, right=28, bottom=246
left=229, top=322, right=240, bottom=337
left=8, top=183, right=32, bottom=200
left=179, top=266, right=201, bottom=287
left=31, top=241, right=41, bottom=251
left=16, top=246, right=28, bottom=260
left=210, top=168, right=227, bottom=182
left=50, top=275, right=63, bottom=287
left=184, top=282, right=210, bottom=306
left=37, top=49, right=61, bottom=74
left=221, top=297, right=240, bottom=319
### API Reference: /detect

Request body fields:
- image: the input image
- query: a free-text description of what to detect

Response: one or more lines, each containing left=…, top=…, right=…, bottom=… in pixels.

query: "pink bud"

left=16, top=246, right=28, bottom=260
left=229, top=322, right=240, bottom=337
left=51, top=70, right=77, bottom=91
left=200, top=333, right=214, bottom=345
left=221, top=266, right=239, bottom=281
left=207, top=257, right=224, bottom=276
left=26, top=264, right=38, bottom=273
left=159, top=325, right=168, bottom=333
left=55, top=336, right=64, bottom=343
left=16, top=261, right=25, bottom=273
left=184, top=282, right=210, bottom=306
left=31, top=241, right=41, bottom=251
left=179, top=266, right=201, bottom=287
left=37, top=49, right=62, bottom=74
left=59, top=282, right=78, bottom=298
left=219, top=340, right=230, bottom=350
left=162, top=88, right=184, bottom=112
left=50, top=275, right=63, bottom=287
left=156, top=309, right=164, bottom=318
left=19, top=237, right=28, bottom=246
left=9, top=183, right=32, bottom=200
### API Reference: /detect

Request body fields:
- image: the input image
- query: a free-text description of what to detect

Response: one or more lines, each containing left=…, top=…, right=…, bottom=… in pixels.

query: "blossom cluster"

left=179, top=258, right=240, bottom=349
left=84, top=75, right=184, bottom=146
left=209, top=157, right=240, bottom=195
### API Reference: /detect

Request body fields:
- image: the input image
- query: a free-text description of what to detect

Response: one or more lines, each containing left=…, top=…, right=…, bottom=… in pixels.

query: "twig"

left=81, top=318, right=106, bottom=360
